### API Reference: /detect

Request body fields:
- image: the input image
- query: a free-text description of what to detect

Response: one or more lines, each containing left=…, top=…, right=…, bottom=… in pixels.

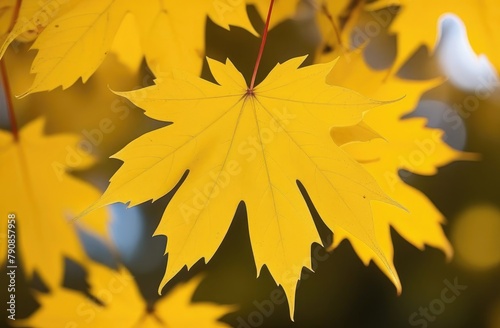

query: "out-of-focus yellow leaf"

left=0, top=0, right=260, bottom=95
left=451, top=204, right=500, bottom=270
left=0, top=118, right=109, bottom=287
left=2, top=44, right=144, bottom=159
left=80, top=55, right=400, bottom=319
left=367, top=0, right=500, bottom=72
left=322, top=50, right=474, bottom=289
left=145, top=275, right=235, bottom=328
left=251, top=0, right=300, bottom=28
left=3, top=0, right=76, bottom=44
left=109, top=13, right=143, bottom=73
left=0, top=0, right=16, bottom=41
left=22, top=262, right=234, bottom=328
left=315, top=0, right=358, bottom=54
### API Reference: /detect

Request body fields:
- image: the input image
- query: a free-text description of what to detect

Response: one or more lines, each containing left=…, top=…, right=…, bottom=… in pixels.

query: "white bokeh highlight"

left=436, top=13, right=499, bottom=93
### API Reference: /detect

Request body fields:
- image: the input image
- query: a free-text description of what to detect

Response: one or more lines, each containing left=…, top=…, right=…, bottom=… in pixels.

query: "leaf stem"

left=1, top=0, right=21, bottom=141
left=249, top=0, right=275, bottom=91
left=12, top=0, right=21, bottom=31
left=322, top=3, right=343, bottom=49
left=0, top=59, right=18, bottom=141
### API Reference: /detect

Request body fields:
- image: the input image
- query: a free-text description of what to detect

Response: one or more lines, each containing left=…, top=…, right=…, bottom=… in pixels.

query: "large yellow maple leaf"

left=367, top=0, right=500, bottom=72
left=80, top=55, right=402, bottom=318
left=319, top=50, right=475, bottom=287
left=0, top=118, right=108, bottom=288
left=21, top=261, right=234, bottom=327
left=0, top=0, right=261, bottom=95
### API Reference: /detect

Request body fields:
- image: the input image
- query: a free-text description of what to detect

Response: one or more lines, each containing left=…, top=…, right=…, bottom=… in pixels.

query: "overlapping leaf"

left=0, top=118, right=108, bottom=287
left=0, top=0, right=262, bottom=95
left=80, top=55, right=401, bottom=318
left=319, top=50, right=475, bottom=286
left=367, top=0, right=500, bottom=72
left=0, top=0, right=16, bottom=42
left=315, top=0, right=358, bottom=54
left=21, top=261, right=234, bottom=327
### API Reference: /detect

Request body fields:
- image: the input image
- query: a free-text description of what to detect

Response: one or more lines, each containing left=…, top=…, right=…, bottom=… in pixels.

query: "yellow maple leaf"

left=20, top=261, right=234, bottom=327
left=0, top=0, right=259, bottom=95
left=367, top=0, right=500, bottom=72
left=2, top=0, right=76, bottom=44
left=79, top=55, right=402, bottom=319
left=108, top=13, right=143, bottom=73
left=1, top=41, right=148, bottom=160
left=0, top=118, right=109, bottom=288
left=320, top=50, right=476, bottom=287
